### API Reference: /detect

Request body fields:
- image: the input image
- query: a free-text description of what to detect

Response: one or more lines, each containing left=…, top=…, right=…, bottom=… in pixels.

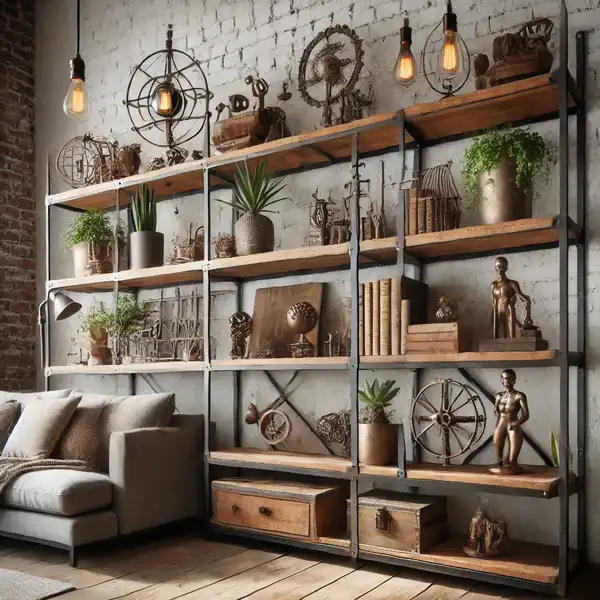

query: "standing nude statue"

left=491, top=369, right=529, bottom=474
left=491, top=256, right=533, bottom=339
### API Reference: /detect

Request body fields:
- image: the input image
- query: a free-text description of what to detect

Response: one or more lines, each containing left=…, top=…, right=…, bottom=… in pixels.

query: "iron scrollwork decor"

left=124, top=24, right=212, bottom=152
left=298, top=24, right=373, bottom=127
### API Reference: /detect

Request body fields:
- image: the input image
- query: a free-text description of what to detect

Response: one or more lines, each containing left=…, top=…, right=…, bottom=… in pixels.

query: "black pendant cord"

left=76, top=0, right=81, bottom=57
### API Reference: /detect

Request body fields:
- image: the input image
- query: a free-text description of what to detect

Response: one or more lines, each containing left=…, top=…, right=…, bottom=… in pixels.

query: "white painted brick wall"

left=35, top=0, right=600, bottom=560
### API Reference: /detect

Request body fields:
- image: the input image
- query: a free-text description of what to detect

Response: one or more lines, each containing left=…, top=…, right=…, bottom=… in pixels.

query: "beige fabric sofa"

left=0, top=390, right=204, bottom=566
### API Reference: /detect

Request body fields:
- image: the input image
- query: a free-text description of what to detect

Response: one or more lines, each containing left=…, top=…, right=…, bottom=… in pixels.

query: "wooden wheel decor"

left=258, top=409, right=292, bottom=445
left=410, top=379, right=487, bottom=466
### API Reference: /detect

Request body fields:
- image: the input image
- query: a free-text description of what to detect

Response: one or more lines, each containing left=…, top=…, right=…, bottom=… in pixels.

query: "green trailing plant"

left=217, top=161, right=290, bottom=216
left=131, top=183, right=157, bottom=232
left=78, top=296, right=152, bottom=339
left=461, top=128, right=554, bottom=207
left=64, top=210, right=124, bottom=249
left=358, top=379, right=400, bottom=425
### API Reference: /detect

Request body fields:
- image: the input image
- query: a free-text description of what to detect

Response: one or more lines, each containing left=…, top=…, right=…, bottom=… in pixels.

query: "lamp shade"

left=49, top=291, right=82, bottom=321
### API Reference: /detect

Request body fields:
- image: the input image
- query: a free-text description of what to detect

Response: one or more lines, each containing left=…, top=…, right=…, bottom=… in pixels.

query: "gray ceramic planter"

left=130, top=231, right=164, bottom=270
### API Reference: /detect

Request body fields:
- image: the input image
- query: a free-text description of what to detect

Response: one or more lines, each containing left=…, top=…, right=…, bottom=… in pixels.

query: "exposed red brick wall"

left=0, top=0, right=35, bottom=391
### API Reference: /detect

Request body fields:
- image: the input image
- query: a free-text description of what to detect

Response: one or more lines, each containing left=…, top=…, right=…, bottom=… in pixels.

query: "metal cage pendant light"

left=421, top=0, right=470, bottom=97
left=63, top=0, right=90, bottom=121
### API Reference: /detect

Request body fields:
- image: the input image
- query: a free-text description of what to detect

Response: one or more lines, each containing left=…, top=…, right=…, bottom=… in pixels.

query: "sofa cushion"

left=2, top=395, right=81, bottom=459
left=2, top=469, right=112, bottom=516
left=54, top=404, right=104, bottom=467
left=59, top=392, right=175, bottom=471
left=0, top=389, right=72, bottom=408
left=0, top=401, right=20, bottom=452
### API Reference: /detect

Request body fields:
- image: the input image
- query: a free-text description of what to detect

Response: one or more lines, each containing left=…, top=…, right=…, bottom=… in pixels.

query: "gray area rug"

left=0, top=568, right=74, bottom=600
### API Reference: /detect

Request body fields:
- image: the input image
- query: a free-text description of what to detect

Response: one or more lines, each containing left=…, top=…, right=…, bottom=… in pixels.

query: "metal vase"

left=358, top=423, right=398, bottom=466
left=234, top=214, right=274, bottom=256
left=477, top=156, right=532, bottom=225
left=130, top=231, right=164, bottom=270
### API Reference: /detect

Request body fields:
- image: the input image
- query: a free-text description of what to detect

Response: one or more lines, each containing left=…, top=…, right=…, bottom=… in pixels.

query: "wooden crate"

left=406, top=322, right=460, bottom=353
left=352, top=490, right=447, bottom=554
left=212, top=478, right=347, bottom=540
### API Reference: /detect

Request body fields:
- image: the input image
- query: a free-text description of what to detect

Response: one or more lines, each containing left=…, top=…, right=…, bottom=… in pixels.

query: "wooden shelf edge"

left=361, top=350, right=556, bottom=365
left=212, top=357, right=349, bottom=369
left=46, top=362, right=207, bottom=375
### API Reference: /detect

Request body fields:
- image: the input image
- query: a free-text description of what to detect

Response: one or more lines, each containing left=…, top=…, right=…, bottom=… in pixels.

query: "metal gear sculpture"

left=410, top=379, right=487, bottom=466
left=298, top=24, right=372, bottom=127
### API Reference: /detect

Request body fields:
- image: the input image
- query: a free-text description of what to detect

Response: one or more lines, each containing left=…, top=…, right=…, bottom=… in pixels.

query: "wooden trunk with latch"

left=352, top=490, right=447, bottom=553
left=212, top=478, right=348, bottom=540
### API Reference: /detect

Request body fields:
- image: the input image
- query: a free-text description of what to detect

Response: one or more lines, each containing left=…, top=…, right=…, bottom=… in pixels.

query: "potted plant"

left=64, top=211, right=124, bottom=277
left=217, top=161, right=289, bottom=256
left=461, top=128, right=553, bottom=225
left=130, top=183, right=163, bottom=269
left=79, top=305, right=113, bottom=366
left=358, top=379, right=400, bottom=466
left=111, top=294, right=153, bottom=361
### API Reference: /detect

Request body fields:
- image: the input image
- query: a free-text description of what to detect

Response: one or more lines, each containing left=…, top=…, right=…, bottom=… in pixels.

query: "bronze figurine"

left=435, top=295, right=456, bottom=323
left=307, top=189, right=332, bottom=246
left=491, top=369, right=529, bottom=475
left=229, top=312, right=253, bottom=359
left=464, top=508, right=510, bottom=558
left=287, top=302, right=319, bottom=358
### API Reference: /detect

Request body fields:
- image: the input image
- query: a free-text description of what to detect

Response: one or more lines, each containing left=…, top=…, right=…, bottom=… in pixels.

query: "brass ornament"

left=258, top=409, right=292, bottom=445
left=490, top=369, right=529, bottom=475
left=287, top=302, right=319, bottom=358
left=464, top=508, right=510, bottom=558
left=298, top=24, right=373, bottom=127
left=229, top=312, right=253, bottom=359
left=410, top=379, right=487, bottom=466
left=317, top=410, right=351, bottom=457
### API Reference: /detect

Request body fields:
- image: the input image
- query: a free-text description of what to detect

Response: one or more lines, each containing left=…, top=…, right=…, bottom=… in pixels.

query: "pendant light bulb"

left=439, top=1, right=462, bottom=76
left=394, top=18, right=416, bottom=86
left=151, top=81, right=182, bottom=118
left=63, top=60, right=90, bottom=121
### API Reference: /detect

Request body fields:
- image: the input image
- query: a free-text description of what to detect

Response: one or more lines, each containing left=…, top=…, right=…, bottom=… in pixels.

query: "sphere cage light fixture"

left=421, top=1, right=470, bottom=97
left=124, top=24, right=212, bottom=149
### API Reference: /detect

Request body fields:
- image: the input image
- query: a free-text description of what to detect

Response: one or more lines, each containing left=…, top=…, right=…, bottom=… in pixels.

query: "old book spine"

left=359, top=283, right=365, bottom=356
left=364, top=282, right=373, bottom=356
left=417, top=196, right=426, bottom=234
left=409, top=189, right=418, bottom=236
left=372, top=280, right=380, bottom=356
left=400, top=299, right=410, bottom=355
left=379, top=278, right=391, bottom=356
left=390, top=276, right=401, bottom=355
left=404, top=189, right=410, bottom=236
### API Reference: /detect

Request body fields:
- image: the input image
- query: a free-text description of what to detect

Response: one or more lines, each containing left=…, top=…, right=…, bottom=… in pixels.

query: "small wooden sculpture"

left=170, top=224, right=204, bottom=263
left=491, top=369, right=529, bottom=475
left=464, top=508, right=510, bottom=558
left=229, top=312, right=253, bottom=359
left=287, top=302, right=319, bottom=358
left=435, top=296, right=456, bottom=323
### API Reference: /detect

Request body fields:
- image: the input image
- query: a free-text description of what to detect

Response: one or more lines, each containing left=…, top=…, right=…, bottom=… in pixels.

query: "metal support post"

left=203, top=167, right=212, bottom=525
left=43, top=156, right=52, bottom=391
left=575, top=29, right=588, bottom=564
left=557, top=2, right=570, bottom=595
left=349, top=133, right=361, bottom=559
left=233, top=280, right=242, bottom=447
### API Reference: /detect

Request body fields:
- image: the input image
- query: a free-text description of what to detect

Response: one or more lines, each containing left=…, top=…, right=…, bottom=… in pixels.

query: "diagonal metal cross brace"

left=263, top=370, right=335, bottom=455
left=457, top=368, right=553, bottom=466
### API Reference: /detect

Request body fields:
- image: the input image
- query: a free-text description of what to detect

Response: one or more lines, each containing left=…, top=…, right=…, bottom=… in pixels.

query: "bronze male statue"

left=492, top=369, right=529, bottom=474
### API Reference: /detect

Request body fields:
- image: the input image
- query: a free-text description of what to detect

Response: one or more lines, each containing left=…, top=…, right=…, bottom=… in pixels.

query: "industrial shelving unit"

left=43, top=7, right=586, bottom=596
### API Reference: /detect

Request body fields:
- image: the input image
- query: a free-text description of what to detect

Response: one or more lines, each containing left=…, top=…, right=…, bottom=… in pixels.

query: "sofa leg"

left=69, top=547, right=78, bottom=568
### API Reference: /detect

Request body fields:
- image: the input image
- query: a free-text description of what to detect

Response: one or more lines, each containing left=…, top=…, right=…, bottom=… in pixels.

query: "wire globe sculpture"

left=56, top=134, right=117, bottom=189
left=124, top=24, right=211, bottom=149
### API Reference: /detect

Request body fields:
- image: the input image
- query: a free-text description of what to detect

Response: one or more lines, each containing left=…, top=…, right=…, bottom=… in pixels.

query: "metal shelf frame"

left=42, top=5, right=586, bottom=596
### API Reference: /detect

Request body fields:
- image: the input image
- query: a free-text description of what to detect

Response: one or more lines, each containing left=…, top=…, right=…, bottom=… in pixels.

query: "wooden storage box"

left=406, top=322, right=460, bottom=353
left=353, top=490, right=447, bottom=553
left=212, top=478, right=347, bottom=540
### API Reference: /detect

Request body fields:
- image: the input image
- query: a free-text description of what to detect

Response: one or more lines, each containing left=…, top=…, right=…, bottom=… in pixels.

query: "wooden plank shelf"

left=46, top=73, right=577, bottom=212
left=360, top=463, right=566, bottom=498
left=361, top=350, right=558, bottom=369
left=360, top=536, right=575, bottom=585
left=209, top=448, right=352, bottom=477
left=45, top=362, right=207, bottom=376
left=211, top=357, right=349, bottom=371
left=47, top=261, right=204, bottom=292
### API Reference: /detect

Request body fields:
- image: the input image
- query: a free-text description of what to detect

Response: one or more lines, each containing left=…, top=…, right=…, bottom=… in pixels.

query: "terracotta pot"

left=477, top=156, right=532, bottom=225
left=234, top=214, right=274, bottom=256
left=88, top=328, right=112, bottom=366
left=358, top=423, right=398, bottom=466
left=130, top=231, right=164, bottom=270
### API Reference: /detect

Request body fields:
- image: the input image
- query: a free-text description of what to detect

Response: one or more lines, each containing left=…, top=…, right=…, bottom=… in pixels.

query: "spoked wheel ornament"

left=258, top=409, right=292, bottom=446
left=410, top=379, right=487, bottom=465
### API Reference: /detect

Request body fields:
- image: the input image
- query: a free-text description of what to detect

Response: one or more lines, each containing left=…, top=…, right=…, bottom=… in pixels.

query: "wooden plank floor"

left=0, top=534, right=595, bottom=599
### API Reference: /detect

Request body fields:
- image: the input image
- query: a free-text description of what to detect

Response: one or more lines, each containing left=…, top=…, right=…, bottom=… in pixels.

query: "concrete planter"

left=477, top=156, right=532, bottom=225
left=358, top=423, right=398, bottom=466
left=130, top=231, right=164, bottom=270
left=234, top=214, right=274, bottom=256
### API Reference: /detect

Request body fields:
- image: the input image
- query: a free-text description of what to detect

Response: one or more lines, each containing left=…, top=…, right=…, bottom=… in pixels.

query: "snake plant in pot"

left=218, top=161, right=289, bottom=256
left=358, top=379, right=400, bottom=466
left=130, top=183, right=163, bottom=269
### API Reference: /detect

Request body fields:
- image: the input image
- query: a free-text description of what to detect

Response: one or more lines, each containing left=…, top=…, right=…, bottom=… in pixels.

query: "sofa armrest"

left=109, top=416, right=203, bottom=535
